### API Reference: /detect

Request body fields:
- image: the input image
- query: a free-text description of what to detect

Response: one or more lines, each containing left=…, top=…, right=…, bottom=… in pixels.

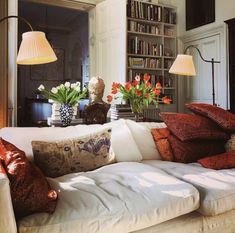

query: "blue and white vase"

left=59, top=104, right=74, bottom=126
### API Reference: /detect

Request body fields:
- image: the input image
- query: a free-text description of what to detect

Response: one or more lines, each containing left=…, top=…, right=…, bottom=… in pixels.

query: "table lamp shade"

left=17, top=31, right=57, bottom=65
left=169, top=54, right=196, bottom=76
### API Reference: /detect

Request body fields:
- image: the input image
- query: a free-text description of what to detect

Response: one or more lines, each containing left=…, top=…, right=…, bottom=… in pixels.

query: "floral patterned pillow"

left=32, top=128, right=115, bottom=178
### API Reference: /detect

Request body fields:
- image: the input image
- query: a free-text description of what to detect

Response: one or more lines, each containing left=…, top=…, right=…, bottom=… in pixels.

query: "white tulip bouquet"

left=38, top=81, right=87, bottom=107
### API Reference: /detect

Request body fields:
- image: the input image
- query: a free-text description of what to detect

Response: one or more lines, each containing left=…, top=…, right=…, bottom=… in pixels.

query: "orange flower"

left=112, top=82, right=121, bottom=89
left=135, top=90, right=142, bottom=97
left=125, top=82, right=132, bottom=92
left=144, top=74, right=150, bottom=83
left=145, top=93, right=150, bottom=99
left=162, top=96, right=172, bottom=104
left=156, top=82, right=162, bottom=89
left=145, top=82, right=151, bottom=87
left=107, top=95, right=113, bottom=103
left=152, top=88, right=161, bottom=96
left=135, top=75, right=141, bottom=82
left=132, top=79, right=139, bottom=86
left=111, top=89, right=118, bottom=94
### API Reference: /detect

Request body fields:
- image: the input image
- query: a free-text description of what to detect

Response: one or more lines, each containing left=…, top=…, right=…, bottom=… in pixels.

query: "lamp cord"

left=0, top=15, right=33, bottom=31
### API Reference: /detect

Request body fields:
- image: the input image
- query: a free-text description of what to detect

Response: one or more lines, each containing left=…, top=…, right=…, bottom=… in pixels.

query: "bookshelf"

left=126, top=0, right=177, bottom=112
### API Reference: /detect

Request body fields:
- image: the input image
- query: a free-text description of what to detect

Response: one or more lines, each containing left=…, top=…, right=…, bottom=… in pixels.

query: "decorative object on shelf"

left=169, top=45, right=220, bottom=105
left=37, top=81, right=87, bottom=126
left=84, top=77, right=110, bottom=124
left=107, top=74, right=171, bottom=121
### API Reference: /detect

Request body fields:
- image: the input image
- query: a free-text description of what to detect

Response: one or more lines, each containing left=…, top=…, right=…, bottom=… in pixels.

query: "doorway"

left=17, top=1, right=89, bottom=126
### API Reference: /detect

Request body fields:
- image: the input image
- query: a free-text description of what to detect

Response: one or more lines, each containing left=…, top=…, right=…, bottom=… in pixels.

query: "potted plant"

left=38, top=81, right=87, bottom=126
left=107, top=74, right=171, bottom=121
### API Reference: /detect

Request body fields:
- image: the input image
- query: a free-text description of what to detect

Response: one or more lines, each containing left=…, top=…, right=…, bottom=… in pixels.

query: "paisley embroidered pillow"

left=32, top=128, right=115, bottom=178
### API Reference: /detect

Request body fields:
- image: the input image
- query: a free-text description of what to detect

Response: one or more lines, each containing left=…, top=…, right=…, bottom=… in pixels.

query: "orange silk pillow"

left=151, top=128, right=174, bottom=161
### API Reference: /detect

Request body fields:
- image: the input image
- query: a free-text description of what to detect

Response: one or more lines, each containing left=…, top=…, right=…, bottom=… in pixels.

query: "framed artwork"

left=30, top=48, right=65, bottom=81
left=186, top=0, right=215, bottom=31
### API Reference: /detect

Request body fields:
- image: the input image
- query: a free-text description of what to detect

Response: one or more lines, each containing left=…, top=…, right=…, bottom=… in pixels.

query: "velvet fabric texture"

left=186, top=103, right=235, bottom=133
left=32, top=128, right=115, bottom=178
left=168, top=134, right=225, bottom=163
left=160, top=112, right=228, bottom=142
left=0, top=138, right=57, bottom=219
left=198, top=151, right=235, bottom=170
left=151, top=128, right=174, bottom=161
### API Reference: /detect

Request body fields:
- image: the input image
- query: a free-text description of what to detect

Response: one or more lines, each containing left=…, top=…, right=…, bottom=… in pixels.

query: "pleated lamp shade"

left=17, top=31, right=57, bottom=65
left=169, top=54, right=196, bottom=76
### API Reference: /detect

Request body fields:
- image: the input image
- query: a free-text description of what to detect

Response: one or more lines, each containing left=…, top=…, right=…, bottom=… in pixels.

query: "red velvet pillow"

left=0, top=138, right=58, bottom=218
left=151, top=128, right=174, bottom=161
left=168, top=134, right=225, bottom=163
left=160, top=112, right=228, bottom=142
left=198, top=151, right=235, bottom=169
left=186, top=103, right=235, bottom=133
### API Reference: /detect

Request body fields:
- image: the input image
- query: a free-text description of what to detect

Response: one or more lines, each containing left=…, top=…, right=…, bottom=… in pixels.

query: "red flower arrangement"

left=107, top=74, right=171, bottom=114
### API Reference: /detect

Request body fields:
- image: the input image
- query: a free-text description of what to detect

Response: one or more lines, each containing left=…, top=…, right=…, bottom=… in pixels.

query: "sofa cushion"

left=168, top=134, right=225, bottom=163
left=160, top=113, right=228, bottom=142
left=32, top=128, right=115, bottom=178
left=18, top=162, right=199, bottom=233
left=125, top=120, right=162, bottom=160
left=0, top=138, right=57, bottom=218
left=186, top=103, right=235, bottom=132
left=198, top=151, right=235, bottom=170
left=143, top=160, right=235, bottom=216
left=151, top=128, right=174, bottom=161
left=225, top=134, right=235, bottom=152
left=0, top=119, right=143, bottom=162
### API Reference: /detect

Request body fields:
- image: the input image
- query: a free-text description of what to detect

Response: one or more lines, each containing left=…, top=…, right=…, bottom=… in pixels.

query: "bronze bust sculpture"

left=85, top=77, right=110, bottom=124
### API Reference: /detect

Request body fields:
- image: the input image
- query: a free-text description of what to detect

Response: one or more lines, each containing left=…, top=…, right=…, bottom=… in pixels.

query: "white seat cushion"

left=18, top=162, right=199, bottom=233
left=143, top=160, right=235, bottom=216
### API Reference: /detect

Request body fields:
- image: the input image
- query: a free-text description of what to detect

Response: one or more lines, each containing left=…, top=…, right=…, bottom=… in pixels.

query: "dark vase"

left=59, top=104, right=74, bottom=126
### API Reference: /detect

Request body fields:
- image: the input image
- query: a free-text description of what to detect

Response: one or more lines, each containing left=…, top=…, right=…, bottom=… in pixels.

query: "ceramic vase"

left=59, top=104, right=74, bottom=126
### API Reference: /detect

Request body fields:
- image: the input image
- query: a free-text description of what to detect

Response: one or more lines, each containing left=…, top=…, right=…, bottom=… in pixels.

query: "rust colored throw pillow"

left=168, top=134, right=225, bottom=163
left=198, top=151, right=235, bottom=170
left=0, top=138, right=57, bottom=218
left=186, top=103, right=235, bottom=132
left=160, top=112, right=228, bottom=142
left=151, top=128, right=174, bottom=161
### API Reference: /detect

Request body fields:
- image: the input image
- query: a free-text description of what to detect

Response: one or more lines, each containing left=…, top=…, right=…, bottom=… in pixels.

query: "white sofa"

left=0, top=119, right=235, bottom=233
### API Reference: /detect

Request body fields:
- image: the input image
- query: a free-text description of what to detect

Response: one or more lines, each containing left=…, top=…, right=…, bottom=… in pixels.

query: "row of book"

left=128, top=20, right=161, bottom=35
left=164, top=8, right=176, bottom=25
left=110, top=104, right=136, bottom=121
left=128, top=37, right=163, bottom=56
left=127, top=0, right=162, bottom=22
left=128, top=57, right=161, bottom=69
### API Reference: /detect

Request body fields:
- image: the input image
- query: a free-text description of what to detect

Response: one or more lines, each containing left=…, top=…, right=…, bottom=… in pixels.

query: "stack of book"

left=110, top=104, right=136, bottom=121
left=127, top=0, right=162, bottom=22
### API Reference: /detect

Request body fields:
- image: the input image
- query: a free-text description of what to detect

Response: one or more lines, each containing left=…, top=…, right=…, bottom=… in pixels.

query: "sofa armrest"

left=0, top=162, right=17, bottom=233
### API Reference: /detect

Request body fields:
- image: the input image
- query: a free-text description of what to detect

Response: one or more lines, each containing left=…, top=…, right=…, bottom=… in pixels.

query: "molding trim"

left=20, top=0, right=95, bottom=11
left=0, top=0, right=8, bottom=128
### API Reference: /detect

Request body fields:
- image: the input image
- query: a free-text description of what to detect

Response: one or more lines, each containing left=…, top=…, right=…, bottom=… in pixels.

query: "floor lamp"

left=169, top=45, right=220, bottom=106
left=0, top=15, right=57, bottom=127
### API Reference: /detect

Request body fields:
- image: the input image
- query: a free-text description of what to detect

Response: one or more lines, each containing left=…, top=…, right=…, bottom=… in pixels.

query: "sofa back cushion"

left=0, top=138, right=57, bottom=218
left=160, top=113, right=228, bottom=142
left=186, top=103, right=235, bottom=132
left=0, top=119, right=143, bottom=162
left=32, top=128, right=115, bottom=178
left=126, top=120, right=162, bottom=160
